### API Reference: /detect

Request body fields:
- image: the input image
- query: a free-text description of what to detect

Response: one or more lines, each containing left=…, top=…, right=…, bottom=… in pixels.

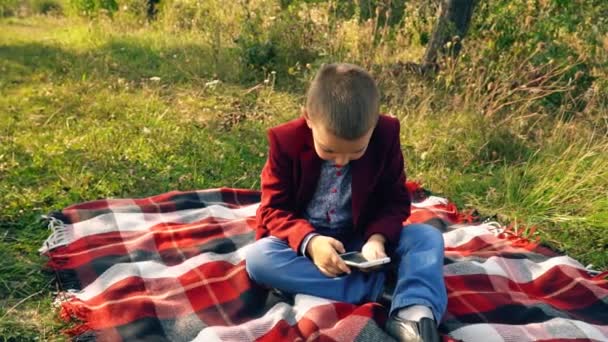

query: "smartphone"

left=339, top=252, right=391, bottom=269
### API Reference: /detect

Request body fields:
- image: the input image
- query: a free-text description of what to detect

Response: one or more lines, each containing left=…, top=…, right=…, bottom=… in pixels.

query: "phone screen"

left=340, top=252, right=369, bottom=264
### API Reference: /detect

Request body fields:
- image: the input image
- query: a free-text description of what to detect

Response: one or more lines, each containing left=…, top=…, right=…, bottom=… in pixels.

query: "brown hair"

left=305, top=63, right=380, bottom=140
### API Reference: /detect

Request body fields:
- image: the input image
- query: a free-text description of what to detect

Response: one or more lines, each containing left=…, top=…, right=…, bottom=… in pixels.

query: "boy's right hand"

left=306, top=235, right=351, bottom=277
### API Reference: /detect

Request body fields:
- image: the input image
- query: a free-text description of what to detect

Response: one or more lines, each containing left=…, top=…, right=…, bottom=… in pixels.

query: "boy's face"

left=303, top=109, right=373, bottom=166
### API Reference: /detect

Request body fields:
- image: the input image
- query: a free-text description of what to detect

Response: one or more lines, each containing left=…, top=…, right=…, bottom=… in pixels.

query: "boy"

left=245, top=63, right=446, bottom=342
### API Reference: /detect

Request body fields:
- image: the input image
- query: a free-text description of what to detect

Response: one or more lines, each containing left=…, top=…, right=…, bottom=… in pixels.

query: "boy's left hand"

left=361, top=233, right=387, bottom=261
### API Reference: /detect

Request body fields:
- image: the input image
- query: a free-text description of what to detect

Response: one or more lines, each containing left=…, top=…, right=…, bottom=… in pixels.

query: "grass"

left=0, top=11, right=607, bottom=340
left=0, top=15, right=290, bottom=340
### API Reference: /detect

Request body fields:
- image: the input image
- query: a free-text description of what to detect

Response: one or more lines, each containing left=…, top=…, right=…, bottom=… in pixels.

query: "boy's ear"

left=301, top=107, right=312, bottom=128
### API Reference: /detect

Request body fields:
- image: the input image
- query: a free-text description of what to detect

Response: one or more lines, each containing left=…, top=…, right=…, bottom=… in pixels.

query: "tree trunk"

left=422, top=0, right=476, bottom=68
left=147, top=0, right=160, bottom=20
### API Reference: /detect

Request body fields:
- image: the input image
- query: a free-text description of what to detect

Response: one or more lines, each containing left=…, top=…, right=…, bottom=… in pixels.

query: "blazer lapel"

left=297, top=128, right=322, bottom=210
left=351, top=121, right=382, bottom=227
left=351, top=148, right=375, bottom=227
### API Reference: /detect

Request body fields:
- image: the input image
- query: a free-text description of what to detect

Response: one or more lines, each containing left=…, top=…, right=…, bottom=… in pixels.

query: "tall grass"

left=1, top=0, right=607, bottom=338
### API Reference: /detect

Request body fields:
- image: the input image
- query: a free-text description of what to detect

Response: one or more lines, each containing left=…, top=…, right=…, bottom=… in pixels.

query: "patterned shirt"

left=300, top=161, right=353, bottom=255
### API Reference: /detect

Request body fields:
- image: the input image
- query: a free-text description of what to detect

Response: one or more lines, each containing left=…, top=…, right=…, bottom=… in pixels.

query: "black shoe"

left=385, top=316, right=440, bottom=342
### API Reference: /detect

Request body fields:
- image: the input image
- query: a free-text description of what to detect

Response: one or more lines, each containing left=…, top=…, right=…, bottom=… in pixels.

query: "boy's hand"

left=307, top=235, right=351, bottom=277
left=361, top=233, right=387, bottom=261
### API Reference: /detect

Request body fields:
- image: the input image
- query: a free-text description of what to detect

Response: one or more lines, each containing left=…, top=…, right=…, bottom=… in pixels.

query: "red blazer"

left=255, top=115, right=411, bottom=252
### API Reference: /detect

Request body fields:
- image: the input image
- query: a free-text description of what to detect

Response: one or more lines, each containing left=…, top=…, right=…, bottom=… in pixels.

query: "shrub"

left=117, top=0, right=149, bottom=23
left=70, top=0, right=117, bottom=16
left=464, top=0, right=605, bottom=119
left=0, top=0, right=20, bottom=16
left=236, top=1, right=321, bottom=85
left=32, top=0, right=63, bottom=14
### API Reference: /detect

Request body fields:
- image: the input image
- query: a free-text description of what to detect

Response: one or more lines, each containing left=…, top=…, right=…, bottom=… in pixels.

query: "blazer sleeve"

left=256, top=129, right=316, bottom=252
left=363, top=123, right=411, bottom=244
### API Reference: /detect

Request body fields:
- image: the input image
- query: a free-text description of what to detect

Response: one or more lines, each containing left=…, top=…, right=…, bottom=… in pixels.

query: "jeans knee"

left=244, top=239, right=271, bottom=283
left=400, top=224, right=444, bottom=250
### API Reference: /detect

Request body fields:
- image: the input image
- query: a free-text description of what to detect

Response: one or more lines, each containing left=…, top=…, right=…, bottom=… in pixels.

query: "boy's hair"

left=306, top=63, right=380, bottom=140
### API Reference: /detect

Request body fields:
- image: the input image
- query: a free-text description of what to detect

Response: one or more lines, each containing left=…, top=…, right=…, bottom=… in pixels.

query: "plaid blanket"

left=40, top=183, right=608, bottom=341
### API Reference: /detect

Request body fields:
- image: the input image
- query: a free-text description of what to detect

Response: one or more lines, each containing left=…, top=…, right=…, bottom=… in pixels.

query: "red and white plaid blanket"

left=40, top=183, right=608, bottom=341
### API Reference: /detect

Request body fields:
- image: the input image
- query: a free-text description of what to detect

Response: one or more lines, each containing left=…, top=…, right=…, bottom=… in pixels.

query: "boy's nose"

left=334, top=156, right=349, bottom=166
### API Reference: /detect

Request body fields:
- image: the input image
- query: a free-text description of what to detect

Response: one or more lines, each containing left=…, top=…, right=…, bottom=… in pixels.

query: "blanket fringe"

left=486, top=221, right=541, bottom=250
left=59, top=298, right=90, bottom=322
left=592, top=270, right=608, bottom=281
left=39, top=214, right=73, bottom=254
left=586, top=265, right=606, bottom=278
left=54, top=292, right=94, bottom=337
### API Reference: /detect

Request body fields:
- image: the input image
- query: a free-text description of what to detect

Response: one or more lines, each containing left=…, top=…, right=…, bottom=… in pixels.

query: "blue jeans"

left=245, top=224, right=447, bottom=321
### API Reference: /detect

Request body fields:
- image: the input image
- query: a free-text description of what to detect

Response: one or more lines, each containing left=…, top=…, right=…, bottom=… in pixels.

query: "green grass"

left=0, top=16, right=291, bottom=340
left=1, top=13, right=607, bottom=340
